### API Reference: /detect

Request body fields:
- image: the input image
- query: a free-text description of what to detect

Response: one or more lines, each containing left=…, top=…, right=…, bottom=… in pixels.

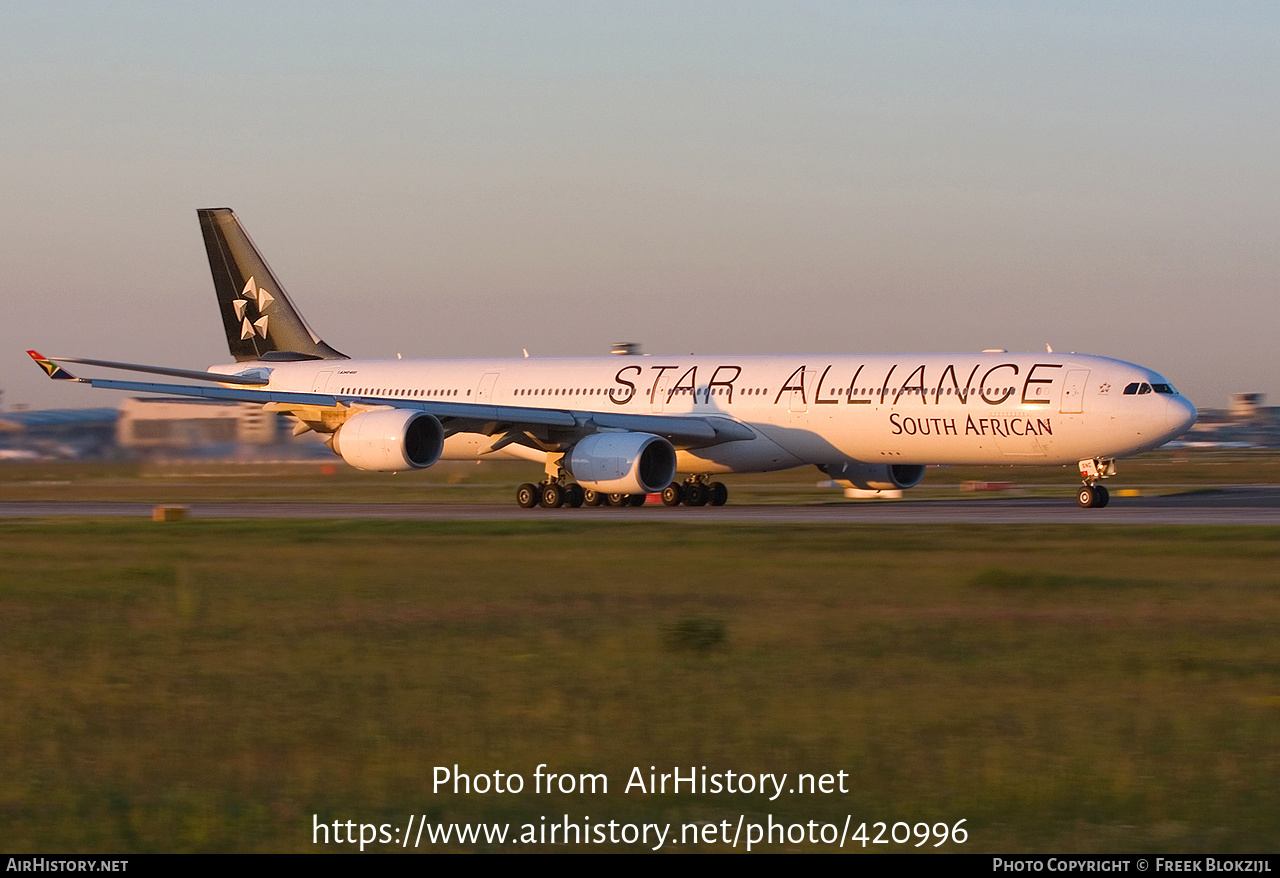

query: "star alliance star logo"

left=233, top=277, right=274, bottom=340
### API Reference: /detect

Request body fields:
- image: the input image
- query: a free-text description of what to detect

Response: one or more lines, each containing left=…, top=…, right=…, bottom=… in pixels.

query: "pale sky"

left=3, top=2, right=1277, bottom=410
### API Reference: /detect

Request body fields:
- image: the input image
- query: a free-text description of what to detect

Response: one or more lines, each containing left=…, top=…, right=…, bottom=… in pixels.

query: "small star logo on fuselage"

left=233, top=277, right=274, bottom=340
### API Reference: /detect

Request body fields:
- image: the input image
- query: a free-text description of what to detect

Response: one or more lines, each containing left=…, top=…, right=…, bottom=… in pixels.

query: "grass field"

left=2, top=518, right=1279, bottom=852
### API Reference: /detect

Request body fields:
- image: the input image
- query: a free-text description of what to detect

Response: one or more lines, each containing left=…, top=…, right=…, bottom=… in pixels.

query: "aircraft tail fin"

left=198, top=208, right=347, bottom=363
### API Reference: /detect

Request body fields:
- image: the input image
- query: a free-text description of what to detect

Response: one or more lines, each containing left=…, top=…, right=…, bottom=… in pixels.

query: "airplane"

left=29, top=208, right=1197, bottom=509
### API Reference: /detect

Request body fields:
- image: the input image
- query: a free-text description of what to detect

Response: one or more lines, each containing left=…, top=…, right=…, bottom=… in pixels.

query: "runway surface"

left=4, top=486, right=1280, bottom=524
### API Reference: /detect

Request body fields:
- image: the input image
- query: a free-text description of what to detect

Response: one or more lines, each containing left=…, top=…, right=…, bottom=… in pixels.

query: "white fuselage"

left=234, top=351, right=1196, bottom=474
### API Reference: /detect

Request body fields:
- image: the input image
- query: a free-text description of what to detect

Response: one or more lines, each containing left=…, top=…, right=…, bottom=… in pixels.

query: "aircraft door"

left=312, top=371, right=332, bottom=392
left=475, top=372, right=500, bottom=403
left=651, top=371, right=673, bottom=412
left=1060, top=370, right=1089, bottom=414
left=788, top=371, right=814, bottom=413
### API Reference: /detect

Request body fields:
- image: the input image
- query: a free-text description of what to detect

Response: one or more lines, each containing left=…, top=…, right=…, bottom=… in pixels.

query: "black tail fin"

left=198, top=208, right=347, bottom=362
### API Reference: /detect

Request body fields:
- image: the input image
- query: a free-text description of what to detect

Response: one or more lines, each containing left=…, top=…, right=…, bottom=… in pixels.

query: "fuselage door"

left=312, top=371, right=332, bottom=393
left=1060, top=370, right=1089, bottom=414
left=789, top=371, right=814, bottom=413
left=475, top=372, right=500, bottom=403
left=651, top=371, right=673, bottom=413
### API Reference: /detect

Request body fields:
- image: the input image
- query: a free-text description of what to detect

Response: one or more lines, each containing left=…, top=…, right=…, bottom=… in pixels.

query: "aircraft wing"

left=26, top=352, right=754, bottom=448
left=29, top=354, right=270, bottom=385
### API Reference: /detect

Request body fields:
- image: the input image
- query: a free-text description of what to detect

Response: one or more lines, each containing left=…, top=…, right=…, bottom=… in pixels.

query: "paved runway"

left=4, top=486, right=1280, bottom=524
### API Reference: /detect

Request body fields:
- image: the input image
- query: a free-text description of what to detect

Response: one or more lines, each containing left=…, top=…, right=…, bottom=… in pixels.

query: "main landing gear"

left=660, top=476, right=728, bottom=507
left=1076, top=457, right=1116, bottom=509
left=517, top=453, right=585, bottom=509
left=515, top=481, right=654, bottom=508
left=517, top=481, right=586, bottom=508
left=515, top=475, right=729, bottom=509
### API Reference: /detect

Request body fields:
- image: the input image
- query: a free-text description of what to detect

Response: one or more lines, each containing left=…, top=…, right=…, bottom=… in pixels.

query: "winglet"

left=27, top=350, right=79, bottom=381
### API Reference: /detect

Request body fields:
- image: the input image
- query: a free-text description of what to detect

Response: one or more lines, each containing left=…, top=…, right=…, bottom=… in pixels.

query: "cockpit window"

left=1125, top=381, right=1174, bottom=395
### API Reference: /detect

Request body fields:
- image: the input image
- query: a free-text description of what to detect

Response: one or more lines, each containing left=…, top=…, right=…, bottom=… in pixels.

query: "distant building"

left=1179, top=393, right=1280, bottom=449
left=117, top=398, right=284, bottom=450
left=0, top=408, right=119, bottom=459
left=1229, top=393, right=1266, bottom=425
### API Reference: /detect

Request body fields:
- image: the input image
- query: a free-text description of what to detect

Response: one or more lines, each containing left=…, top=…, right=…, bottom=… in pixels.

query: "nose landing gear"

left=1077, top=458, right=1116, bottom=508
left=1077, top=484, right=1109, bottom=508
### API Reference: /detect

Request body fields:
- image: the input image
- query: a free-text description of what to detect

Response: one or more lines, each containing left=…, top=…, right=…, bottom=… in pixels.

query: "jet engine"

left=822, top=462, right=926, bottom=491
left=565, top=432, right=678, bottom=494
left=330, top=409, right=444, bottom=471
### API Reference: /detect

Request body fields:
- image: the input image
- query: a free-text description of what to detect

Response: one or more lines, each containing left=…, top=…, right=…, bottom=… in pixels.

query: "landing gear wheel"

left=684, top=482, right=708, bottom=507
left=708, top=482, right=728, bottom=506
left=517, top=483, right=539, bottom=509
left=583, top=489, right=604, bottom=507
left=628, top=493, right=647, bottom=506
left=1093, top=484, right=1110, bottom=508
left=563, top=484, right=585, bottom=508
left=1077, top=485, right=1105, bottom=508
left=607, top=493, right=629, bottom=507
left=661, top=484, right=684, bottom=506
left=540, top=482, right=565, bottom=508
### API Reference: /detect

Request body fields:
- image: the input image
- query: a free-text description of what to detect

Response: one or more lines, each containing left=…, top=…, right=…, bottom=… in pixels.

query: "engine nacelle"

left=566, top=432, right=677, bottom=494
left=330, top=409, right=444, bottom=471
left=823, top=462, right=926, bottom=491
